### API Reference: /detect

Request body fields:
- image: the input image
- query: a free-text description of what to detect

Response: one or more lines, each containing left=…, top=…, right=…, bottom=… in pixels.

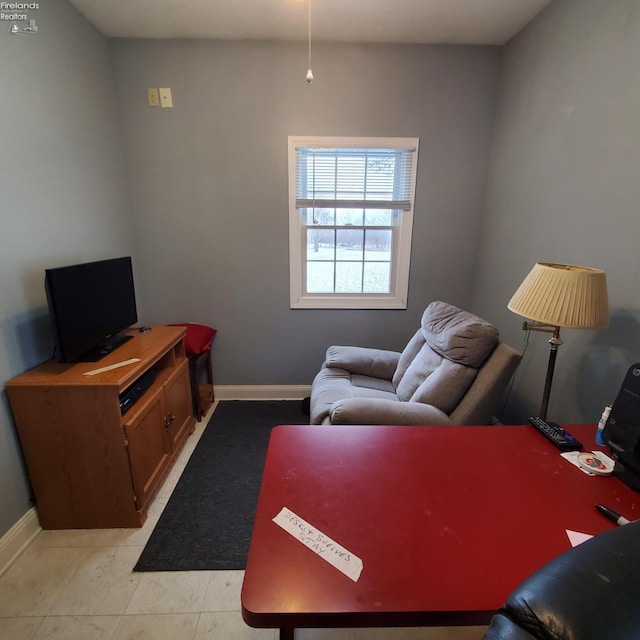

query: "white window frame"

left=288, top=136, right=419, bottom=310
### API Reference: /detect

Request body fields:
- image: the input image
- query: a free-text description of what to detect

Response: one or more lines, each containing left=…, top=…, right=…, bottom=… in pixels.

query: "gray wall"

left=0, top=0, right=134, bottom=536
left=109, top=40, right=501, bottom=385
left=472, top=0, right=640, bottom=423
left=4, top=0, right=640, bottom=540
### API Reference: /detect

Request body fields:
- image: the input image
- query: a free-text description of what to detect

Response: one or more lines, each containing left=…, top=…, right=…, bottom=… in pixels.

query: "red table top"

left=241, top=424, right=640, bottom=629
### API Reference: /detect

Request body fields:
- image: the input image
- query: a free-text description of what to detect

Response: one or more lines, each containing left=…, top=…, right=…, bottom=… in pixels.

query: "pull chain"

left=306, top=0, right=314, bottom=83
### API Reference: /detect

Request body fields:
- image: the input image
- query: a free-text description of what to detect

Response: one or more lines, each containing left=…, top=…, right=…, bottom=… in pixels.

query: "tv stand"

left=6, top=326, right=195, bottom=529
left=75, top=333, right=134, bottom=362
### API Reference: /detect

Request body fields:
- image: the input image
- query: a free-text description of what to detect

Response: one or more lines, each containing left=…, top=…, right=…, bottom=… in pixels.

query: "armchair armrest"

left=329, top=398, right=452, bottom=426
left=325, top=346, right=400, bottom=380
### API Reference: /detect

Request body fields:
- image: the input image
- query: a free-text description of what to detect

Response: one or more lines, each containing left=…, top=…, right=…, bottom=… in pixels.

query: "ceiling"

left=67, top=0, right=554, bottom=45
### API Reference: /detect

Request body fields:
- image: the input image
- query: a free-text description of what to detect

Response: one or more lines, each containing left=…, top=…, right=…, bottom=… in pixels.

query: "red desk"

left=241, top=424, right=640, bottom=637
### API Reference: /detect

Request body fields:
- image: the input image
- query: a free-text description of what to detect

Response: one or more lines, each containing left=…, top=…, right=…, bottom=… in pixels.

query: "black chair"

left=483, top=519, right=640, bottom=639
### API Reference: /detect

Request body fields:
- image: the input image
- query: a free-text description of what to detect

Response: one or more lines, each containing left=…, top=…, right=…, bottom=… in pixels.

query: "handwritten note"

left=272, top=507, right=363, bottom=582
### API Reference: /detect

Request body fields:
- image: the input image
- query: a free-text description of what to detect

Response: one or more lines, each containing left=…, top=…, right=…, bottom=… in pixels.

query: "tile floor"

left=0, top=403, right=487, bottom=640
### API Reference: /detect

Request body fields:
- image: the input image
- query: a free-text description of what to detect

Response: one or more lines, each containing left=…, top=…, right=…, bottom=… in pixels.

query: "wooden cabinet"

left=162, top=362, right=194, bottom=451
left=5, top=326, right=195, bottom=529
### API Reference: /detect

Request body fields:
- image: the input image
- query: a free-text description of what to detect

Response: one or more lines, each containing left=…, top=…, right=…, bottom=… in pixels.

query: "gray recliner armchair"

left=310, top=301, right=521, bottom=426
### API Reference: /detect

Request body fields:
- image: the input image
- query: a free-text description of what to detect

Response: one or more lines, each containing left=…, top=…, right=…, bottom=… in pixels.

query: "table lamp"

left=508, top=262, right=609, bottom=421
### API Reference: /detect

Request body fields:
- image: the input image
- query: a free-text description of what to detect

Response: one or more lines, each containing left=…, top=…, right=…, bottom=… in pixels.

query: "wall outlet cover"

left=159, top=88, right=173, bottom=108
left=147, top=88, right=159, bottom=107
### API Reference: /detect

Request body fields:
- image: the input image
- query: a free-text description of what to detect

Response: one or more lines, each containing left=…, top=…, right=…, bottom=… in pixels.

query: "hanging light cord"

left=308, top=0, right=312, bottom=69
left=306, top=0, right=314, bottom=83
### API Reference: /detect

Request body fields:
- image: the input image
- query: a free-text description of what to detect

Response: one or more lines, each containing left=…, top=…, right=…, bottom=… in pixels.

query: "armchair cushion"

left=422, top=300, right=499, bottom=367
left=350, top=374, right=397, bottom=395
left=401, top=354, right=477, bottom=413
left=329, top=397, right=451, bottom=426
left=392, top=329, right=425, bottom=388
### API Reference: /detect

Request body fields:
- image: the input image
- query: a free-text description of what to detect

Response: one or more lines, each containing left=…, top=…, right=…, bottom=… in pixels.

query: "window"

left=288, top=136, right=419, bottom=309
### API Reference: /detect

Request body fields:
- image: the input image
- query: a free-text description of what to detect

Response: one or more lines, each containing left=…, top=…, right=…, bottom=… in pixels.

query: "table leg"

left=279, top=628, right=295, bottom=640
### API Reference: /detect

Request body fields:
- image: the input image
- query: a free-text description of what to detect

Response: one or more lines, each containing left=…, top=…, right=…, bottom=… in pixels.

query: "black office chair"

left=483, top=519, right=640, bottom=639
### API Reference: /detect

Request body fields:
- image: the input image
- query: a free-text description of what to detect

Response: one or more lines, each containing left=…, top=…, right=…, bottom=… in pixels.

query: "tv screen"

left=45, top=256, right=138, bottom=362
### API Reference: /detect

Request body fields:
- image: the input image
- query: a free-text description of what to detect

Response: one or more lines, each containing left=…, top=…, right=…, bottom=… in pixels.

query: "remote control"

left=527, top=416, right=583, bottom=452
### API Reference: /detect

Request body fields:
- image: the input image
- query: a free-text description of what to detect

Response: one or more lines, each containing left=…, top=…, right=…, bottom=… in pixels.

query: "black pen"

left=595, top=503, right=630, bottom=526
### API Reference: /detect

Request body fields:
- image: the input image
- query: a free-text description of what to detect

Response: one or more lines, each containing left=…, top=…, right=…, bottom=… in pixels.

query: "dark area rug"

left=133, top=400, right=309, bottom=571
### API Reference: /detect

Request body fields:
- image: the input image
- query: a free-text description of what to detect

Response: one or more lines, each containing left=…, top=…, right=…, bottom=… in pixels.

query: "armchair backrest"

left=449, top=342, right=522, bottom=424
left=391, top=301, right=502, bottom=416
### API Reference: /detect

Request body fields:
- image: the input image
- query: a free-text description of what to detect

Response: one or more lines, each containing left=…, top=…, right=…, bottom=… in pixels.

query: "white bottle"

left=595, top=405, right=611, bottom=445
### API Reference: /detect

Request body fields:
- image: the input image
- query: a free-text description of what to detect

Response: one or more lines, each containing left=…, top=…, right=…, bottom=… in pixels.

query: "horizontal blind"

left=295, top=146, right=417, bottom=211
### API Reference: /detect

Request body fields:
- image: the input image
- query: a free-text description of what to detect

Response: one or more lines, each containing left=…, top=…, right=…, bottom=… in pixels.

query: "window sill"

left=290, top=294, right=408, bottom=310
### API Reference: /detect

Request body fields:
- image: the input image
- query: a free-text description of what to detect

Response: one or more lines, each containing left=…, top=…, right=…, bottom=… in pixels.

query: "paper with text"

left=273, top=507, right=363, bottom=582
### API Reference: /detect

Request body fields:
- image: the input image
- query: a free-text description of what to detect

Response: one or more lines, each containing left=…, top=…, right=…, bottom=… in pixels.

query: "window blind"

left=295, top=146, right=417, bottom=211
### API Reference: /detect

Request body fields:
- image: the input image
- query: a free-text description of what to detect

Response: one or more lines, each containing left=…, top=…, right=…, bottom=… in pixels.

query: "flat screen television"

left=45, top=256, right=138, bottom=363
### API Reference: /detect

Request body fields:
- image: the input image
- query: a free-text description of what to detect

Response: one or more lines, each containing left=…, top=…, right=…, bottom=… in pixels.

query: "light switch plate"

left=147, top=88, right=159, bottom=107
left=159, top=88, right=173, bottom=108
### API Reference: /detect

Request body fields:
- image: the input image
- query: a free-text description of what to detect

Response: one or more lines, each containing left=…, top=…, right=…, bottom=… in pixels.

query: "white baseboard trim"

left=0, top=507, right=41, bottom=576
left=215, top=385, right=311, bottom=400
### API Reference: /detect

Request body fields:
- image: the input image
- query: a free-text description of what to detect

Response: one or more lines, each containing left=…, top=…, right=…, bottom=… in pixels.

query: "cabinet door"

left=164, top=359, right=195, bottom=452
left=124, top=391, right=171, bottom=510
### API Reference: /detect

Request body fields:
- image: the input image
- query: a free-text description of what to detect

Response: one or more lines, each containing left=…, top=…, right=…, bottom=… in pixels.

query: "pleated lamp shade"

left=508, top=263, right=609, bottom=329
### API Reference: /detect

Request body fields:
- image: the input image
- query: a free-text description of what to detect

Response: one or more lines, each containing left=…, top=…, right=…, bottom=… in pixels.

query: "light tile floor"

left=0, top=403, right=487, bottom=640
